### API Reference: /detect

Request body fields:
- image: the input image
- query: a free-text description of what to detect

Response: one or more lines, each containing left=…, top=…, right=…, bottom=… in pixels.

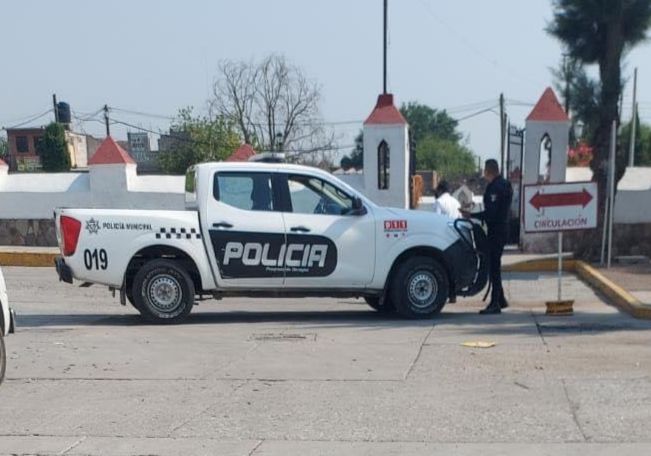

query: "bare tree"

left=212, top=55, right=335, bottom=162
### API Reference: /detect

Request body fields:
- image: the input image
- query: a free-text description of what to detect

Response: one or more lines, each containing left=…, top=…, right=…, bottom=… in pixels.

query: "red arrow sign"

left=530, top=188, right=593, bottom=211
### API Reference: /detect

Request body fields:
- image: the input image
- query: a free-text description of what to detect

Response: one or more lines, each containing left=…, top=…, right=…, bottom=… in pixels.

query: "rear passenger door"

left=204, top=171, right=286, bottom=289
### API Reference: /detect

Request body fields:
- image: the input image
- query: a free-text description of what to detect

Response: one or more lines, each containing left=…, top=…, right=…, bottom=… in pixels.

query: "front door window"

left=287, top=174, right=353, bottom=215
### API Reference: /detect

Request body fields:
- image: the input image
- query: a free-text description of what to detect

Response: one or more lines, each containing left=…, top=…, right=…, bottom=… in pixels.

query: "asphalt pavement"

left=1, top=266, right=651, bottom=455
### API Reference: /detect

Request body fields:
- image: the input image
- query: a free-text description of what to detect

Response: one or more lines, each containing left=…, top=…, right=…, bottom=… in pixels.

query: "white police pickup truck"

left=1, top=266, right=16, bottom=384
left=54, top=162, right=488, bottom=323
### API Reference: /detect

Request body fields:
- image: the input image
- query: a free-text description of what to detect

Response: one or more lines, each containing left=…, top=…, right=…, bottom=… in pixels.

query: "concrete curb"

left=503, top=258, right=576, bottom=273
left=505, top=257, right=651, bottom=320
left=574, top=261, right=651, bottom=319
left=0, top=251, right=57, bottom=267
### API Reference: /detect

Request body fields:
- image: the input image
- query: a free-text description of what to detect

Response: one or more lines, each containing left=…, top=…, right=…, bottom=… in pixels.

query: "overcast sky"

left=1, top=0, right=650, bottom=162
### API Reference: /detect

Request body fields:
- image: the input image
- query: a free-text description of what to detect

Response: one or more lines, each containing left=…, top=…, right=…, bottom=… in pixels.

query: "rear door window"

left=214, top=172, right=275, bottom=212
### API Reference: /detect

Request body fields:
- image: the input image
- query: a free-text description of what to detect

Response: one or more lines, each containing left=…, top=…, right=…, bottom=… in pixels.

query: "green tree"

left=0, top=136, right=8, bottom=161
left=548, top=0, right=651, bottom=257
left=339, top=103, right=471, bottom=172
left=551, top=57, right=600, bottom=145
left=340, top=132, right=363, bottom=169
left=416, top=136, right=476, bottom=179
left=159, top=107, right=241, bottom=175
left=620, top=109, right=651, bottom=166
left=399, top=102, right=461, bottom=144
left=38, top=122, right=70, bottom=172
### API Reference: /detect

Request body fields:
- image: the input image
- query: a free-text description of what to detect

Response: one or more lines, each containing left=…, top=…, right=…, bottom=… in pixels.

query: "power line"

left=417, top=0, right=540, bottom=89
left=0, top=108, right=52, bottom=126
left=1, top=109, right=53, bottom=130
left=111, top=117, right=356, bottom=154
left=455, top=106, right=500, bottom=122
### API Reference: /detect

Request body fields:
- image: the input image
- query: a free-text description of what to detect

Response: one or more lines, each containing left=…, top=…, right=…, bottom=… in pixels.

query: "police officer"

left=462, top=159, right=513, bottom=314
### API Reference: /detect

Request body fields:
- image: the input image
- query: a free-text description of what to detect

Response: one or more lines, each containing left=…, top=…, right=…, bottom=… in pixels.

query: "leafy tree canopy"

left=38, top=122, right=70, bottom=172
left=416, top=136, right=477, bottom=179
left=399, top=102, right=461, bottom=144
left=339, top=102, right=473, bottom=177
left=159, top=107, right=241, bottom=175
left=0, top=136, right=8, bottom=160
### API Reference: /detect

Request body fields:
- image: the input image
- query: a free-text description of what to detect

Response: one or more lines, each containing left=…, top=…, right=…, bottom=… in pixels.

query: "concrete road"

left=1, top=267, right=651, bottom=455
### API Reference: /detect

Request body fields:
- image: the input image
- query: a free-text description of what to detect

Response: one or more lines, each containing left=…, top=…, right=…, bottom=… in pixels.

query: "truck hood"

left=380, top=207, right=460, bottom=244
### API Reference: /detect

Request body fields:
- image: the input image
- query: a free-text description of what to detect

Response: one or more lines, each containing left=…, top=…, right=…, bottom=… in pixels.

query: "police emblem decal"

left=86, top=218, right=101, bottom=234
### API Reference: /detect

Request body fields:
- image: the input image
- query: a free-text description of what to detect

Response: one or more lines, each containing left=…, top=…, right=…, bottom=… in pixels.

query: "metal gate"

left=506, top=124, right=524, bottom=245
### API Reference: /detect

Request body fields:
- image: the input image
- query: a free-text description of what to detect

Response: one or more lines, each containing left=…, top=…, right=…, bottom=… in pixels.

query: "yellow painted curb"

left=0, top=251, right=57, bottom=267
left=503, top=258, right=577, bottom=273
left=505, top=256, right=650, bottom=320
left=574, top=261, right=651, bottom=319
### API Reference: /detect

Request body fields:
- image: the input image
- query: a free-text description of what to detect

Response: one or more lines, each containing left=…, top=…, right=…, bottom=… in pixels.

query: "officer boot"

left=479, top=302, right=501, bottom=315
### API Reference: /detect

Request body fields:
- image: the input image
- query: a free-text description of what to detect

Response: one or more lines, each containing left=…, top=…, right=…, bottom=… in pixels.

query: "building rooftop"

left=88, top=136, right=136, bottom=165
left=364, top=93, right=407, bottom=125
left=566, top=166, right=651, bottom=191
left=227, top=144, right=257, bottom=162
left=527, top=87, right=569, bottom=122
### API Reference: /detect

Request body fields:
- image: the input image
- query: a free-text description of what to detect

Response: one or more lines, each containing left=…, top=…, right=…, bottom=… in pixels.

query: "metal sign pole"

left=600, top=196, right=608, bottom=266
left=607, top=120, right=617, bottom=268
left=557, top=232, right=563, bottom=301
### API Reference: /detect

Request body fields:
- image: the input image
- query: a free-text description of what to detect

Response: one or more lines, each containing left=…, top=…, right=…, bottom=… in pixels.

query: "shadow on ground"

left=13, top=306, right=651, bottom=336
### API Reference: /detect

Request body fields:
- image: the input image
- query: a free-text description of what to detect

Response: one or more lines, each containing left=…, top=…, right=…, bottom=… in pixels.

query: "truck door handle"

left=290, top=226, right=311, bottom=233
left=212, top=222, right=233, bottom=229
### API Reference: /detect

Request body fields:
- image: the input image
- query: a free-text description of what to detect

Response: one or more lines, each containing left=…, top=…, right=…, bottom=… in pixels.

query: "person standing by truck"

left=462, top=159, right=512, bottom=315
left=432, top=181, right=461, bottom=219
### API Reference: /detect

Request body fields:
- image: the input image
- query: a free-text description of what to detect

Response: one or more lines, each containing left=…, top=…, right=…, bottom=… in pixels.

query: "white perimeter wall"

left=566, top=167, right=651, bottom=224
left=0, top=164, right=184, bottom=219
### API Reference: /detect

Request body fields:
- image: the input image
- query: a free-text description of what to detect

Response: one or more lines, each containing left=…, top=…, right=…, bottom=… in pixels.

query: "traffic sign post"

left=523, top=182, right=598, bottom=314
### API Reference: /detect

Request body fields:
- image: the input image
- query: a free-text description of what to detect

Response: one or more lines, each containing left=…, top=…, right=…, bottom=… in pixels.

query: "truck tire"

left=132, top=259, right=195, bottom=324
left=364, top=296, right=394, bottom=314
left=126, top=290, right=141, bottom=311
left=0, top=335, right=6, bottom=385
left=390, top=256, right=449, bottom=319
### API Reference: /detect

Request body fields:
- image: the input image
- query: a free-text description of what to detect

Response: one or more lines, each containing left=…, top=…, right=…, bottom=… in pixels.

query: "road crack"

left=561, top=378, right=589, bottom=442
left=404, top=324, right=435, bottom=380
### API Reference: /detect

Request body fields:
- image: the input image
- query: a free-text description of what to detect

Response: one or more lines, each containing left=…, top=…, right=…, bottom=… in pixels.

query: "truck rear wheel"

left=0, top=334, right=6, bottom=385
left=390, top=256, right=448, bottom=319
left=132, top=259, right=195, bottom=324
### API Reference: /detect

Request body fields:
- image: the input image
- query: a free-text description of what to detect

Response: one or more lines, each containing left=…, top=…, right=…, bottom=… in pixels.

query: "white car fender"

left=125, top=234, right=217, bottom=291
left=370, top=233, right=458, bottom=290
left=0, top=267, right=10, bottom=337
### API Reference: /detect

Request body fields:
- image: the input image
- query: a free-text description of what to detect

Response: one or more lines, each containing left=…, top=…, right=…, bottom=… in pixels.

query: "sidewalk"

left=599, top=263, right=651, bottom=306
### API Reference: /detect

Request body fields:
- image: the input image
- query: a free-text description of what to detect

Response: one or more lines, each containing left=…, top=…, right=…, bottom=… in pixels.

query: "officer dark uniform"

left=472, top=160, right=513, bottom=314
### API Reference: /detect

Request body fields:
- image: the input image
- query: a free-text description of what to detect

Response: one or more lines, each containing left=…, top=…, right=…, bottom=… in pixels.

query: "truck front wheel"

left=132, top=259, right=195, bottom=324
left=390, top=256, right=448, bottom=319
left=364, top=296, right=394, bottom=314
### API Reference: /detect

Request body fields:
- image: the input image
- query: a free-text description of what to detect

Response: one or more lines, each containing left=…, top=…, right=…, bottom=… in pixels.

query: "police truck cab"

left=54, top=162, right=488, bottom=323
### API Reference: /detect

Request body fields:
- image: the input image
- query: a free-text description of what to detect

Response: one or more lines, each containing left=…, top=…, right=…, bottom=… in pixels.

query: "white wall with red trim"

left=0, top=155, right=184, bottom=220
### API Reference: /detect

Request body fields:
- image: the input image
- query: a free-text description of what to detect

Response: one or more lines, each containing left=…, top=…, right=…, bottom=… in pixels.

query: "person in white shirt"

left=432, top=181, right=461, bottom=219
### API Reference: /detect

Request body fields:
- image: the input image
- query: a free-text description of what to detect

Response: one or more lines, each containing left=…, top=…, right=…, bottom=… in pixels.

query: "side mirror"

left=349, top=197, right=367, bottom=216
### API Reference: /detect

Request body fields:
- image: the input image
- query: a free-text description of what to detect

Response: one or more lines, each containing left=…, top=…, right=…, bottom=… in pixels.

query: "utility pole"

left=629, top=67, right=638, bottom=167
left=499, top=93, right=506, bottom=175
left=103, top=104, right=110, bottom=137
left=52, top=94, right=59, bottom=123
left=563, top=54, right=571, bottom=114
left=383, top=0, right=388, bottom=94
